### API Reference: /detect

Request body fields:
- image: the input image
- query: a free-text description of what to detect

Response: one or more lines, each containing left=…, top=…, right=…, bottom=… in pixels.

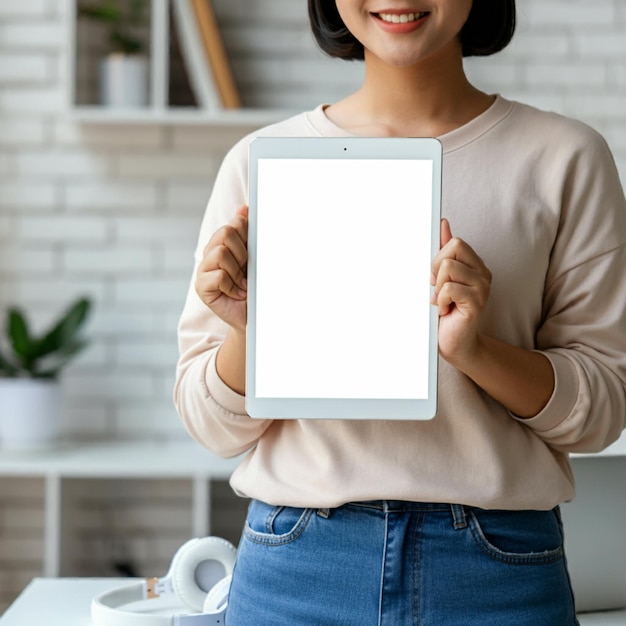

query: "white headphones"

left=91, top=537, right=237, bottom=626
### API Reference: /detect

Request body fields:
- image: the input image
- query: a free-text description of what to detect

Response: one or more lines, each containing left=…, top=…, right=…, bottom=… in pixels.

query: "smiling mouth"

left=374, top=11, right=429, bottom=24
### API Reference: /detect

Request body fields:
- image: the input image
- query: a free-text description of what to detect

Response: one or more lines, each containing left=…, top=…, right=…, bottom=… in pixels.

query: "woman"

left=174, top=1, right=626, bottom=623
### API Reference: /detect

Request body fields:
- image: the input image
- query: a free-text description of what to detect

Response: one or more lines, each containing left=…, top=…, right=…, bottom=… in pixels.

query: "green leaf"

left=110, top=31, right=143, bottom=55
left=78, top=0, right=147, bottom=54
left=35, top=338, right=89, bottom=379
left=34, top=298, right=91, bottom=360
left=78, top=5, right=122, bottom=24
left=8, top=308, right=33, bottom=358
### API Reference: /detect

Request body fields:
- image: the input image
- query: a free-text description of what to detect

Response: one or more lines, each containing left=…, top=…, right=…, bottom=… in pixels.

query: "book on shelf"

left=172, top=0, right=241, bottom=110
left=191, top=0, right=241, bottom=109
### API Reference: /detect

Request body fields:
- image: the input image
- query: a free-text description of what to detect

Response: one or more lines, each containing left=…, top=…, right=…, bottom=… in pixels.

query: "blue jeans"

left=226, top=499, right=579, bottom=625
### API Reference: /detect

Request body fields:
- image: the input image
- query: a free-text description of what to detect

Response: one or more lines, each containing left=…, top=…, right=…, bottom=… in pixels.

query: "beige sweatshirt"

left=174, top=96, right=626, bottom=510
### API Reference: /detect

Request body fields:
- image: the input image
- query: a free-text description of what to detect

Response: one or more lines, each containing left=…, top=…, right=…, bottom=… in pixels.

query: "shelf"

left=67, top=105, right=295, bottom=127
left=68, top=0, right=297, bottom=128
left=0, top=441, right=241, bottom=577
left=0, top=440, right=240, bottom=478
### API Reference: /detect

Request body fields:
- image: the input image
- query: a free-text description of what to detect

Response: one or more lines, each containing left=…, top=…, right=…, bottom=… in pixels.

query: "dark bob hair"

left=308, top=0, right=516, bottom=60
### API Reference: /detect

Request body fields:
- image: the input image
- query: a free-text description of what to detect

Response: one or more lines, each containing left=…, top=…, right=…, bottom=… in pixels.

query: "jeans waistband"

left=345, top=500, right=468, bottom=528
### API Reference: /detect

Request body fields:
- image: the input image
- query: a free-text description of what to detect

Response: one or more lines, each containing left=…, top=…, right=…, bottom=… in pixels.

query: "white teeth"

left=378, top=12, right=425, bottom=24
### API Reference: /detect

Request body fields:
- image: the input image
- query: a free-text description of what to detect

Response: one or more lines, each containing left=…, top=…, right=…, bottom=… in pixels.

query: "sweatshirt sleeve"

left=173, top=138, right=273, bottom=458
left=516, top=128, right=626, bottom=453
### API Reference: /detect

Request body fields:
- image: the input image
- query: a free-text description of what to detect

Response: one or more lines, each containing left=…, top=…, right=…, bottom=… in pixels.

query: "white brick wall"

left=0, top=479, right=45, bottom=611
left=0, top=0, right=625, bottom=614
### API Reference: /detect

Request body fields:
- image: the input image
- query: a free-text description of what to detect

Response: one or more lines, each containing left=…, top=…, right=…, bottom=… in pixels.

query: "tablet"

left=246, top=136, right=442, bottom=420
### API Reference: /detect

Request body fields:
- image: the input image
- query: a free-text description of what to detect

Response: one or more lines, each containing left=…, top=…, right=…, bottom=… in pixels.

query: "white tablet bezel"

left=246, top=136, right=442, bottom=420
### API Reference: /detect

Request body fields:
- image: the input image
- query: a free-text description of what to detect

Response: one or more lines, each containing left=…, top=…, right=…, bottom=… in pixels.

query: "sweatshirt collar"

left=305, top=95, right=514, bottom=154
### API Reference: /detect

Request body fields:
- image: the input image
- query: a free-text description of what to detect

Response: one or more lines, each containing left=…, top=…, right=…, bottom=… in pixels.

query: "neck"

left=327, top=43, right=493, bottom=138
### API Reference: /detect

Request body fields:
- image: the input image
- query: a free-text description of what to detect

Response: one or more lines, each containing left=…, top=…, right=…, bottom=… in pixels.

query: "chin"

left=367, top=44, right=437, bottom=69
left=375, top=52, right=431, bottom=69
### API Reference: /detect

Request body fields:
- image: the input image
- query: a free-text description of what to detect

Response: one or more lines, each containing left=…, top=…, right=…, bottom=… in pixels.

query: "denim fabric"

left=225, top=499, right=579, bottom=625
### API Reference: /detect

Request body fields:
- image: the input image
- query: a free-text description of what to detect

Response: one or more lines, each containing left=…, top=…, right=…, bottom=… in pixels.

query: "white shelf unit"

left=68, top=0, right=168, bottom=117
left=65, top=0, right=327, bottom=127
left=0, top=442, right=239, bottom=578
left=67, top=104, right=294, bottom=127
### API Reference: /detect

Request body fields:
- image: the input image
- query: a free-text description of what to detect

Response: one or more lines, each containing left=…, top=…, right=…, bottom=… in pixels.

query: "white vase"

left=0, top=379, right=63, bottom=450
left=100, top=53, right=149, bottom=108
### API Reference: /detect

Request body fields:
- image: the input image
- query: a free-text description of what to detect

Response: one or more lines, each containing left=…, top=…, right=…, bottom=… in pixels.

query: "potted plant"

left=78, top=0, right=149, bottom=108
left=0, top=297, right=92, bottom=450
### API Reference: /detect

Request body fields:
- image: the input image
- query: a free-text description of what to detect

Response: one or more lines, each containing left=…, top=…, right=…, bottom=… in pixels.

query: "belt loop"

left=450, top=504, right=467, bottom=530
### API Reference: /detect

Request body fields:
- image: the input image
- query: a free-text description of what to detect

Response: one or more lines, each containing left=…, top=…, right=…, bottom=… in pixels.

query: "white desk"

left=0, top=441, right=240, bottom=576
left=0, top=578, right=184, bottom=625
left=0, top=578, right=624, bottom=625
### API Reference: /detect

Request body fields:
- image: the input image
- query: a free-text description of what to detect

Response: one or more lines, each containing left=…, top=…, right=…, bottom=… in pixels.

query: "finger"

left=440, top=218, right=453, bottom=248
left=433, top=265, right=490, bottom=312
left=226, top=207, right=249, bottom=272
left=433, top=258, right=476, bottom=295
left=199, top=244, right=247, bottom=291
left=196, top=268, right=247, bottom=302
left=204, top=223, right=248, bottom=272
left=432, top=236, right=489, bottom=278
left=231, top=210, right=249, bottom=246
left=434, top=282, right=483, bottom=318
left=432, top=219, right=453, bottom=285
left=203, top=204, right=249, bottom=254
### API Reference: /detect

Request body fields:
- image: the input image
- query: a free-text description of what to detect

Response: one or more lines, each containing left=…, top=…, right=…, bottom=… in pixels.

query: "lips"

left=376, top=11, right=429, bottom=24
left=372, top=10, right=430, bottom=33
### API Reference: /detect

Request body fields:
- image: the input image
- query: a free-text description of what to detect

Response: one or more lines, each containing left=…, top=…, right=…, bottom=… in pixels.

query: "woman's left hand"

left=431, top=219, right=492, bottom=368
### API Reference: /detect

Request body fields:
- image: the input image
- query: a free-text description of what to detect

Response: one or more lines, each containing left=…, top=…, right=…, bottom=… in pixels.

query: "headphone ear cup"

left=203, top=574, right=232, bottom=614
left=170, top=537, right=237, bottom=612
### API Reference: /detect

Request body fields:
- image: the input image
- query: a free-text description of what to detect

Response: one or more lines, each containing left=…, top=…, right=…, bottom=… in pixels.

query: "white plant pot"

left=100, top=53, right=149, bottom=108
left=0, top=379, right=62, bottom=450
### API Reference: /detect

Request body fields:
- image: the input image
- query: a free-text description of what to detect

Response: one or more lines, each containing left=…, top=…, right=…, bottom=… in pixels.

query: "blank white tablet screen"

left=254, top=157, right=433, bottom=400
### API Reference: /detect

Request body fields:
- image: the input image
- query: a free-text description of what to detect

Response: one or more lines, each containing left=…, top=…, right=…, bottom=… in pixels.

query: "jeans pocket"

left=467, top=508, right=564, bottom=565
left=243, top=499, right=314, bottom=546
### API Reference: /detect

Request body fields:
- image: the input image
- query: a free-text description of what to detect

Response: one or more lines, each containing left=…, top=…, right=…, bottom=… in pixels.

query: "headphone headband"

left=91, top=537, right=236, bottom=626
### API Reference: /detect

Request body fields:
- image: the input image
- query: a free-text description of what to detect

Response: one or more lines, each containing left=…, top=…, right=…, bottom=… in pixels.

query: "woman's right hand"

left=195, top=205, right=248, bottom=332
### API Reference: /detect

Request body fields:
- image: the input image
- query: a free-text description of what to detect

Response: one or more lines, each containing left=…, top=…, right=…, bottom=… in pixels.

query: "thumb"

left=236, top=204, right=249, bottom=219
left=440, top=218, right=453, bottom=248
